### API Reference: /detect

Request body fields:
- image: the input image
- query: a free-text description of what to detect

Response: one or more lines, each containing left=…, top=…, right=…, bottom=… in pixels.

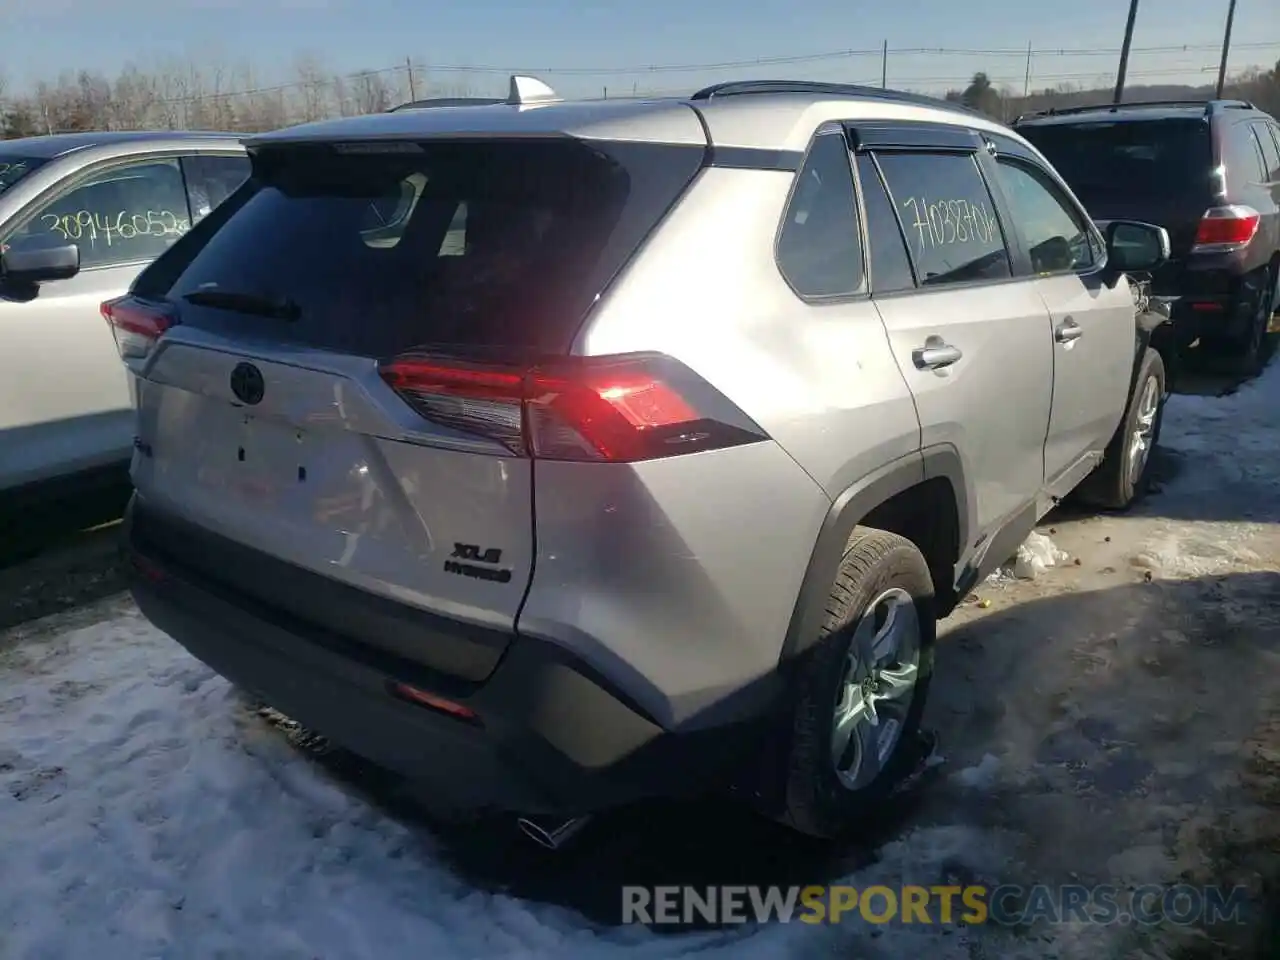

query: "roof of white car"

left=246, top=76, right=1023, bottom=155
left=5, top=130, right=243, bottom=159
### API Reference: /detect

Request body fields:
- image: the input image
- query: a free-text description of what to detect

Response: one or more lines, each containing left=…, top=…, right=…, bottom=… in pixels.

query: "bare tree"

left=1, top=48, right=1274, bottom=140
left=292, top=53, right=332, bottom=123
left=351, top=70, right=392, bottom=114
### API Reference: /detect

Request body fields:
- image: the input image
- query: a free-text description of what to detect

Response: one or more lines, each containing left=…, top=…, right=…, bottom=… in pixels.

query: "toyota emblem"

left=230, top=362, right=265, bottom=405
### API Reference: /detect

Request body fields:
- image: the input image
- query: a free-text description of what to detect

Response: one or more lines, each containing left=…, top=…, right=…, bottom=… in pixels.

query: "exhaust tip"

left=516, top=815, right=590, bottom=850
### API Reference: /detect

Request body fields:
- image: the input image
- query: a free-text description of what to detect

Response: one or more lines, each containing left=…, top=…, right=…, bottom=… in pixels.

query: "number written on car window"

left=5, top=158, right=192, bottom=269
left=40, top=209, right=190, bottom=247
left=874, top=151, right=1011, bottom=287
left=898, top=195, right=1002, bottom=253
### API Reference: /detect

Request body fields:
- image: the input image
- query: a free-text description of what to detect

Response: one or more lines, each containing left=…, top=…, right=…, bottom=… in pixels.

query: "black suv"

left=1015, top=100, right=1280, bottom=370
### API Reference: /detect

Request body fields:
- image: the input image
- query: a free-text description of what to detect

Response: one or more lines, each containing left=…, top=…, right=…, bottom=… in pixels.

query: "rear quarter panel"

left=523, top=166, right=923, bottom=728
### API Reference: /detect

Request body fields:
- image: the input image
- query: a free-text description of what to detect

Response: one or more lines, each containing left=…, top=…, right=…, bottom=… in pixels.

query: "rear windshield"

left=1019, top=118, right=1213, bottom=197
left=0, top=155, right=47, bottom=195
left=140, top=138, right=703, bottom=356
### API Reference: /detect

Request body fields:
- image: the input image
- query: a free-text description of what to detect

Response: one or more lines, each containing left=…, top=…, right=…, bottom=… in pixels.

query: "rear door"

left=125, top=136, right=704, bottom=643
left=858, top=126, right=1055, bottom=558
left=986, top=141, right=1133, bottom=490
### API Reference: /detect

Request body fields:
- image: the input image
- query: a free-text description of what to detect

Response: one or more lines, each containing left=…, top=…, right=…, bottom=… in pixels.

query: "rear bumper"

left=1153, top=258, right=1257, bottom=344
left=124, top=495, right=772, bottom=816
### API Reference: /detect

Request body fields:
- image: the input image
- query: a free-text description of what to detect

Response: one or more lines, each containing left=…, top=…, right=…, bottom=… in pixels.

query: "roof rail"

left=388, top=97, right=505, bottom=112
left=688, top=79, right=991, bottom=121
left=1014, top=98, right=1257, bottom=123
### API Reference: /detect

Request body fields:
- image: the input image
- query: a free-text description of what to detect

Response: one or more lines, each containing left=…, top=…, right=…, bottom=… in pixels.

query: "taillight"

left=102, top=296, right=176, bottom=360
left=378, top=352, right=768, bottom=463
left=1192, top=205, right=1260, bottom=254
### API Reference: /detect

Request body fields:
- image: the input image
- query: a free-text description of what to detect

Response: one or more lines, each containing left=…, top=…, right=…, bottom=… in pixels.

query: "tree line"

left=946, top=60, right=1280, bottom=121
left=2, top=55, right=1278, bottom=138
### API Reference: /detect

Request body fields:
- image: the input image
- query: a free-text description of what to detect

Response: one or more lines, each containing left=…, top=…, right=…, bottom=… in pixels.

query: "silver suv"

left=116, top=77, right=1171, bottom=846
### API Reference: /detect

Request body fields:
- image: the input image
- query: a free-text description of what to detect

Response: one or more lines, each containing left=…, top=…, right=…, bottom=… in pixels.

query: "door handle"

left=912, top=341, right=963, bottom=370
left=1055, top=317, right=1084, bottom=343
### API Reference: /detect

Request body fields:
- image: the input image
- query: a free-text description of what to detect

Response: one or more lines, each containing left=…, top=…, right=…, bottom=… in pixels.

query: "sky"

left=0, top=0, right=1277, bottom=101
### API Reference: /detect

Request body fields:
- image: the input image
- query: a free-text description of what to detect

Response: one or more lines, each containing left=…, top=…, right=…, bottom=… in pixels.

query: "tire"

left=1075, top=347, right=1166, bottom=511
left=1204, top=264, right=1276, bottom=376
left=780, top=527, right=936, bottom=839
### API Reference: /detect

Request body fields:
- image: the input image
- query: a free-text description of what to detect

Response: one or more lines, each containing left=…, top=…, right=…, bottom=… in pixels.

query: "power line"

left=23, top=38, right=1280, bottom=107
left=336, top=39, right=1280, bottom=76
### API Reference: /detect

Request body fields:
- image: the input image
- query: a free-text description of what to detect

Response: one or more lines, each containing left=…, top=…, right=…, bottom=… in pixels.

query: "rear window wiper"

left=182, top=289, right=301, bottom=322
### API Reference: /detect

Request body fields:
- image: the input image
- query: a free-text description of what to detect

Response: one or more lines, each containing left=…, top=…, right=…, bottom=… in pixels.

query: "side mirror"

left=1103, top=220, right=1170, bottom=274
left=0, top=241, right=81, bottom=285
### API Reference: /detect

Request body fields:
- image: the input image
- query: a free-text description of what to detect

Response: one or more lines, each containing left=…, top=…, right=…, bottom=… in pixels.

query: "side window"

left=3, top=158, right=191, bottom=270
left=873, top=151, right=1011, bottom=287
left=1252, top=123, right=1280, bottom=181
left=1232, top=122, right=1268, bottom=182
left=993, top=159, right=1096, bottom=274
left=854, top=154, right=916, bottom=294
left=181, top=154, right=251, bottom=225
left=776, top=131, right=864, bottom=298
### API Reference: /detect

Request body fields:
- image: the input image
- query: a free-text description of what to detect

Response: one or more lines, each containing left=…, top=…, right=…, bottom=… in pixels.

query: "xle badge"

left=444, top=543, right=512, bottom=584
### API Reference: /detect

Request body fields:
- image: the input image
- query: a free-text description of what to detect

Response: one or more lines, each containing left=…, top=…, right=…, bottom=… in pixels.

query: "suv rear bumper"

left=1154, top=256, right=1261, bottom=346
left=123, top=495, right=773, bottom=816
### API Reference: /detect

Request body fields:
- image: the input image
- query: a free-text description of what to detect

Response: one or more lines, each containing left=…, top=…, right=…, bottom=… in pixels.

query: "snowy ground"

left=2, top=358, right=1280, bottom=959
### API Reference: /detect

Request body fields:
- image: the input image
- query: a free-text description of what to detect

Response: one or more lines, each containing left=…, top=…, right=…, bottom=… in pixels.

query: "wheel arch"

left=778, top=448, right=969, bottom=664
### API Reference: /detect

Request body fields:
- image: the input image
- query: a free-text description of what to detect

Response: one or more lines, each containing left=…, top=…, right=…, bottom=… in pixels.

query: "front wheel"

left=1076, top=347, right=1166, bottom=511
left=779, top=527, right=936, bottom=839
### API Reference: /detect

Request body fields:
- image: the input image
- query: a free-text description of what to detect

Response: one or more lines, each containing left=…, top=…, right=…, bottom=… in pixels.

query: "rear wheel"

left=780, top=528, right=936, bottom=839
left=1203, top=264, right=1276, bottom=376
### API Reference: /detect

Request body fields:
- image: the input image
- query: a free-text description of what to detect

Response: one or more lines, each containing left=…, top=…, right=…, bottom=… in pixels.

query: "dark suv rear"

left=1015, top=100, right=1280, bottom=369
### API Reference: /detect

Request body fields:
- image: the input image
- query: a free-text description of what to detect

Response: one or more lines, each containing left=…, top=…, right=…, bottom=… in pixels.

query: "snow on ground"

left=2, top=358, right=1279, bottom=960
left=0, top=607, right=1053, bottom=960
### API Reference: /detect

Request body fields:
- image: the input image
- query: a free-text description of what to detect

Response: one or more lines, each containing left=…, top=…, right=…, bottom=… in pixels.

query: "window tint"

left=994, top=159, right=1096, bottom=274
left=1252, top=123, right=1280, bottom=181
left=147, top=139, right=703, bottom=356
left=1018, top=119, right=1213, bottom=197
left=1220, top=119, right=1266, bottom=184
left=3, top=158, right=191, bottom=269
left=0, top=155, right=47, bottom=195
left=776, top=131, right=864, bottom=298
left=873, top=151, right=1011, bottom=287
left=182, top=154, right=251, bottom=225
left=855, top=154, right=916, bottom=294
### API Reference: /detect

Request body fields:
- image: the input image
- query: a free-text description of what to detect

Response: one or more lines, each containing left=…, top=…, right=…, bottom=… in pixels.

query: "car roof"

left=1014, top=99, right=1258, bottom=127
left=1, top=129, right=243, bottom=159
left=246, top=76, right=1025, bottom=155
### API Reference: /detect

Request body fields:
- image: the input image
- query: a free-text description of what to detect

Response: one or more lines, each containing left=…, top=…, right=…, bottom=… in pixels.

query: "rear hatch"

left=118, top=133, right=705, bottom=679
left=1019, top=116, right=1215, bottom=261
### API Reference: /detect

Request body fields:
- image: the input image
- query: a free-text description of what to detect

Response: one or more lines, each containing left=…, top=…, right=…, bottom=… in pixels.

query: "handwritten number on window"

left=900, top=196, right=999, bottom=254
left=39, top=209, right=190, bottom=247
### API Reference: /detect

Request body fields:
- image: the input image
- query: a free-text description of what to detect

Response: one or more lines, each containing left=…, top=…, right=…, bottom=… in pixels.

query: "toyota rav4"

left=110, top=77, right=1172, bottom=846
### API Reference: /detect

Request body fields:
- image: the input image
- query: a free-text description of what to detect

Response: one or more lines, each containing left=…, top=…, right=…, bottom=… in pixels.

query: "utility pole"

left=1113, top=0, right=1140, bottom=104
left=406, top=57, right=417, bottom=102
left=1023, top=40, right=1032, bottom=97
left=1215, top=0, right=1237, bottom=97
left=881, top=40, right=888, bottom=88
